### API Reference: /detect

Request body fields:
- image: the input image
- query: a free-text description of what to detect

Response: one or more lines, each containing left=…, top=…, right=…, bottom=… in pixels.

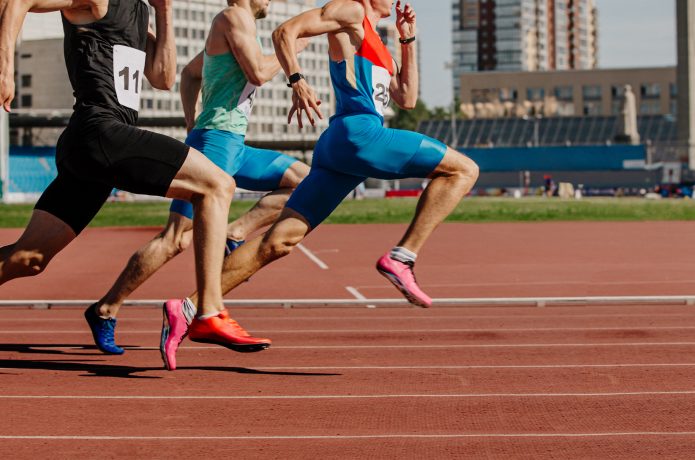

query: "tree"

left=388, top=99, right=431, bottom=131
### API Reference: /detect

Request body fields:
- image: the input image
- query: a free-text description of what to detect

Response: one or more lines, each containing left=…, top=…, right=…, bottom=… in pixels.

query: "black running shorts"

left=35, top=119, right=189, bottom=234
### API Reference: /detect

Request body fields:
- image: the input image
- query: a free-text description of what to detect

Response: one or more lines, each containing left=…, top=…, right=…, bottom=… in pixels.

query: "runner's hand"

left=287, top=79, right=322, bottom=129
left=0, top=67, right=15, bottom=112
left=395, top=1, right=417, bottom=39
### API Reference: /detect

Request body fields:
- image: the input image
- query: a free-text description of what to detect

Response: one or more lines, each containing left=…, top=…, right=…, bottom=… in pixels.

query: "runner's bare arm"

left=389, top=1, right=418, bottom=110
left=0, top=0, right=105, bottom=111
left=145, top=0, right=176, bottom=90
left=221, top=9, right=281, bottom=86
left=273, top=1, right=362, bottom=127
left=180, top=51, right=203, bottom=132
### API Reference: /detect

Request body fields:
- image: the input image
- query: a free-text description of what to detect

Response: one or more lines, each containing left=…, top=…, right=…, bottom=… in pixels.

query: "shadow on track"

left=0, top=343, right=342, bottom=379
left=0, top=359, right=341, bottom=379
left=0, top=343, right=122, bottom=356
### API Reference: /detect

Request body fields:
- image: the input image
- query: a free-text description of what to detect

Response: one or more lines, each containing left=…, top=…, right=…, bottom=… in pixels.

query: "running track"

left=2, top=222, right=695, bottom=458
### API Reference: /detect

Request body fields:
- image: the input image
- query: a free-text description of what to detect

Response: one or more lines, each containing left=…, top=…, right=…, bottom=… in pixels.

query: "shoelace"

left=100, top=319, right=117, bottom=346
left=402, top=260, right=420, bottom=283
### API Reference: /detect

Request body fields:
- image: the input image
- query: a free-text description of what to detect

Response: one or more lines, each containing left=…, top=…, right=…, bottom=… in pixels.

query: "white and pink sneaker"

left=376, top=253, right=432, bottom=308
left=160, top=299, right=193, bottom=371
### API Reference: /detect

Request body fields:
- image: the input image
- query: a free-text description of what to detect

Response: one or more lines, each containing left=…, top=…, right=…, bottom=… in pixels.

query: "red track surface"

left=2, top=222, right=695, bottom=459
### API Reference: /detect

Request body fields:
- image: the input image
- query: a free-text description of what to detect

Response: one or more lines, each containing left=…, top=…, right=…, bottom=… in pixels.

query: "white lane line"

left=10, top=326, right=695, bottom=333
left=4, top=313, right=695, bottom=321
left=345, top=287, right=376, bottom=309
left=4, top=391, right=695, bottom=400
left=5, top=363, right=695, bottom=372
left=191, top=363, right=695, bottom=370
left=356, top=280, right=695, bottom=289
left=296, top=244, right=329, bottom=270
left=2, top=433, right=695, bottom=440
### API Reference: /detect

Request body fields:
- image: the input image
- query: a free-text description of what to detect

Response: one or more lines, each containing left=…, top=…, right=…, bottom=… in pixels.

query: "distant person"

left=543, top=174, right=554, bottom=197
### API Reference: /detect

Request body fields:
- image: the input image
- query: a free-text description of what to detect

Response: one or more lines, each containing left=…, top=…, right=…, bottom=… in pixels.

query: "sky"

left=320, top=0, right=678, bottom=108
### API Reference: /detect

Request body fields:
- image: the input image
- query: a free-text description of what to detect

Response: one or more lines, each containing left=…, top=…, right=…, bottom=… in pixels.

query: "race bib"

left=371, top=66, right=391, bottom=116
left=237, top=82, right=258, bottom=118
left=113, top=45, right=146, bottom=111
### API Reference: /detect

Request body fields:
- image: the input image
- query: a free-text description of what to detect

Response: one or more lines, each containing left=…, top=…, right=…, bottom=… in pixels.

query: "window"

left=21, top=94, right=32, bottom=107
left=21, top=74, right=31, bottom=88
left=582, top=85, right=601, bottom=100
left=611, top=85, right=626, bottom=99
left=639, top=100, right=661, bottom=114
left=527, top=87, right=545, bottom=101
left=554, top=86, right=573, bottom=101
left=499, top=87, right=518, bottom=101
left=641, top=83, right=661, bottom=99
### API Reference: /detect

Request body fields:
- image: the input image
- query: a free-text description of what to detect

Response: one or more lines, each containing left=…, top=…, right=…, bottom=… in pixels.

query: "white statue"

left=615, top=84, right=641, bottom=144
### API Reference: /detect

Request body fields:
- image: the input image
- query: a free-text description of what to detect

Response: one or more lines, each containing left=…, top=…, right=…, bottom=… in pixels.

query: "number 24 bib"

left=113, top=45, right=146, bottom=111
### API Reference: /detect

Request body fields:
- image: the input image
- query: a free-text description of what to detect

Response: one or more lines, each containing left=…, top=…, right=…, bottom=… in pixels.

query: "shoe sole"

left=376, top=266, right=430, bottom=308
left=188, top=337, right=270, bottom=353
left=160, top=304, right=188, bottom=371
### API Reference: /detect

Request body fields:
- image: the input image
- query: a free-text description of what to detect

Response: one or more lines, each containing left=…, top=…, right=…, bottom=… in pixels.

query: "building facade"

left=457, top=67, right=675, bottom=119
left=451, top=0, right=598, bottom=96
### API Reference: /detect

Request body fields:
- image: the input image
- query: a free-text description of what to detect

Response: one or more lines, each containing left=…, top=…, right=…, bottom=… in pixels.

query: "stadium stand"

left=418, top=115, right=677, bottom=148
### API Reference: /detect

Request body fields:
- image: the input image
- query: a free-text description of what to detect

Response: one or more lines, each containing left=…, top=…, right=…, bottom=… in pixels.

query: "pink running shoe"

left=160, top=299, right=191, bottom=371
left=376, top=253, right=433, bottom=308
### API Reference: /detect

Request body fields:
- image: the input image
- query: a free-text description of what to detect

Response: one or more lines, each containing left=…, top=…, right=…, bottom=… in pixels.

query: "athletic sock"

left=182, top=298, right=196, bottom=324
left=197, top=309, right=224, bottom=320
left=390, top=246, right=417, bottom=265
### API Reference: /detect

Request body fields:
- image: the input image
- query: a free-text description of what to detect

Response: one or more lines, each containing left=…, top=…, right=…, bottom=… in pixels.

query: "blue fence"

left=8, top=147, right=57, bottom=194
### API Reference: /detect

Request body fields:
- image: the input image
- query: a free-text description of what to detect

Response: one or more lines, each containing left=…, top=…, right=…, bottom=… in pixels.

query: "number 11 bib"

left=113, top=45, right=146, bottom=111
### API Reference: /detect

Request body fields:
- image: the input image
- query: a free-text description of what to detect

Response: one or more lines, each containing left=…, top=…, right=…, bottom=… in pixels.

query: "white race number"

left=237, top=82, right=258, bottom=118
left=113, top=45, right=146, bottom=111
left=371, top=66, right=391, bottom=116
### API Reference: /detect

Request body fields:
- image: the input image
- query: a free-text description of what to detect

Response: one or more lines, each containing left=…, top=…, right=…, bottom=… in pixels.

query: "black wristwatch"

left=399, top=36, right=416, bottom=45
left=287, top=72, right=305, bottom=87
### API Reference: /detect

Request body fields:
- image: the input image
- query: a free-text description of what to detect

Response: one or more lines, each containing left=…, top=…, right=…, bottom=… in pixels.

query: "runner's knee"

left=459, top=155, right=479, bottom=182
left=191, top=172, right=235, bottom=206
left=436, top=150, right=479, bottom=183
left=6, top=248, right=50, bottom=277
left=260, top=231, right=302, bottom=261
left=163, top=230, right=193, bottom=256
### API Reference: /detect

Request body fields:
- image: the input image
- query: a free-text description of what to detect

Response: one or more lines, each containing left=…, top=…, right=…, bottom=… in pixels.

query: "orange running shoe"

left=188, top=309, right=271, bottom=352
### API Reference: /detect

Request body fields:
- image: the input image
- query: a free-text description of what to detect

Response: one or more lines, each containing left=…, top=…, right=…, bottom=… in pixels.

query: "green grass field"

left=2, top=197, right=695, bottom=228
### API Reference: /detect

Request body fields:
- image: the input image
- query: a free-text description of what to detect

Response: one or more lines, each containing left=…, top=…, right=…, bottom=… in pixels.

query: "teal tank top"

left=194, top=47, right=257, bottom=135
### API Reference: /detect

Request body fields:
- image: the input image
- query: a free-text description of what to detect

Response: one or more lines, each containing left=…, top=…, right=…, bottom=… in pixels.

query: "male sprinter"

left=0, top=0, right=254, bottom=353
left=86, top=0, right=310, bottom=367
left=160, top=0, right=480, bottom=368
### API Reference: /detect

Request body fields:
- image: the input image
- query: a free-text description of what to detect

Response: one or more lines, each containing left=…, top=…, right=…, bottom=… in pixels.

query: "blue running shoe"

left=84, top=304, right=124, bottom=355
left=224, top=239, right=245, bottom=257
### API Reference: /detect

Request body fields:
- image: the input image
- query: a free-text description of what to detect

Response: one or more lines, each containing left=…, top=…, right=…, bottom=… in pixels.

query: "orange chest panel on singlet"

left=356, top=17, right=394, bottom=76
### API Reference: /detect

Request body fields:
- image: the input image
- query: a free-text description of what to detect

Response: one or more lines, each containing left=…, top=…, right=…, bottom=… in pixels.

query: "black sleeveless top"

left=62, top=0, right=149, bottom=125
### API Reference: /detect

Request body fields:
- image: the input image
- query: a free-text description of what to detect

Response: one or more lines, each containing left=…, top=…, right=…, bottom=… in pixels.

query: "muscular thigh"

left=58, top=120, right=190, bottom=198
left=34, top=169, right=113, bottom=235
